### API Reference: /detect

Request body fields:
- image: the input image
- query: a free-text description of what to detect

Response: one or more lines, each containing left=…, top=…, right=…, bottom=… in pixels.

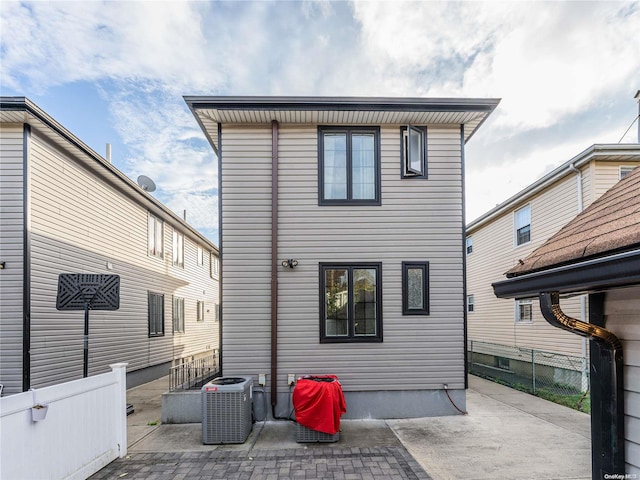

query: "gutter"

left=467, top=144, right=640, bottom=233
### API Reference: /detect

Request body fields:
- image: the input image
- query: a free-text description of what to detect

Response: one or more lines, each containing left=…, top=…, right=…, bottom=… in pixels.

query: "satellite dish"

left=137, top=175, right=156, bottom=192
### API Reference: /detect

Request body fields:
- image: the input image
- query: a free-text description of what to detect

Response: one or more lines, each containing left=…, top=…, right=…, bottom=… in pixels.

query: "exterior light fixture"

left=281, top=259, right=299, bottom=269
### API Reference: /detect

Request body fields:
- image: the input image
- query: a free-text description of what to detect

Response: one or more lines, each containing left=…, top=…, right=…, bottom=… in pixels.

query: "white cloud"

left=2, top=0, right=638, bottom=239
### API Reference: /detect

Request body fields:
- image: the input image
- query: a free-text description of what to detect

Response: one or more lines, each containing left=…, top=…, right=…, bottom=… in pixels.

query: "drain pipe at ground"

left=539, top=291, right=624, bottom=477
left=270, top=120, right=279, bottom=419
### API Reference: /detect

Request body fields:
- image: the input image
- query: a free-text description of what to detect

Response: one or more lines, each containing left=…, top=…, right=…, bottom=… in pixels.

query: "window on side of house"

left=172, top=230, right=184, bottom=267
left=197, top=246, right=204, bottom=266
left=148, top=292, right=165, bottom=337
left=466, top=236, right=473, bottom=254
left=515, top=298, right=533, bottom=323
left=213, top=303, right=220, bottom=322
left=197, top=300, right=205, bottom=322
left=147, top=213, right=164, bottom=258
left=172, top=296, right=185, bottom=333
left=515, top=205, right=531, bottom=246
left=400, top=125, right=427, bottom=178
left=318, top=127, right=380, bottom=205
left=320, top=263, right=382, bottom=343
left=467, top=295, right=474, bottom=313
left=402, top=262, right=430, bottom=315
left=210, top=254, right=219, bottom=279
left=620, top=165, right=635, bottom=179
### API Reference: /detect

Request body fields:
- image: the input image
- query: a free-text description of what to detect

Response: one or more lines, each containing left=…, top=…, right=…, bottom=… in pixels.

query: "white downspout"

left=569, top=162, right=589, bottom=392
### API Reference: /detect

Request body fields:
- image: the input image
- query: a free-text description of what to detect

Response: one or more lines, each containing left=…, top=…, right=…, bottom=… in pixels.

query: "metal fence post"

left=531, top=349, right=536, bottom=394
left=470, top=340, right=474, bottom=375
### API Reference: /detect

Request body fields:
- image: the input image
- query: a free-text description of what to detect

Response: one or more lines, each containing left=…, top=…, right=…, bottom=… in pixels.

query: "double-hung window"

left=515, top=205, right=531, bottom=246
left=320, top=263, right=382, bottom=342
left=147, top=213, right=163, bottom=258
left=197, top=246, right=204, bottom=266
left=148, top=292, right=164, bottom=337
left=515, top=298, right=533, bottom=323
left=402, top=262, right=430, bottom=315
left=467, top=295, right=475, bottom=313
left=466, top=237, right=473, bottom=254
left=319, top=127, right=380, bottom=205
left=172, top=296, right=184, bottom=333
left=197, top=301, right=205, bottom=322
left=173, top=230, right=184, bottom=267
left=210, top=254, right=219, bottom=279
left=620, top=165, right=635, bottom=179
left=400, top=125, right=427, bottom=178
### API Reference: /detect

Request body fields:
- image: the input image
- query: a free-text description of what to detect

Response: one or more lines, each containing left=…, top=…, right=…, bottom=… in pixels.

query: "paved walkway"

left=90, top=375, right=591, bottom=480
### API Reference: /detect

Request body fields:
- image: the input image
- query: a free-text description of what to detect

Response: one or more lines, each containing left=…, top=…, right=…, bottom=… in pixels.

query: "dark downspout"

left=460, top=124, right=469, bottom=389
left=22, top=123, right=32, bottom=391
left=539, top=291, right=625, bottom=478
left=270, top=120, right=279, bottom=417
left=217, top=122, right=223, bottom=378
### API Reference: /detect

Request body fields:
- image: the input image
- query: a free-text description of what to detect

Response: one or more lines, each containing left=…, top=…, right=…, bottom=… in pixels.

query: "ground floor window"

left=402, top=261, right=430, bottom=315
left=148, top=292, right=165, bottom=337
left=172, top=296, right=185, bottom=333
left=320, top=263, right=382, bottom=343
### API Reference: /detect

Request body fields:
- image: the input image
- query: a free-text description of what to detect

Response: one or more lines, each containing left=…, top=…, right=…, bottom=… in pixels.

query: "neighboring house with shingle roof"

left=466, top=144, right=640, bottom=390
left=493, top=164, right=640, bottom=478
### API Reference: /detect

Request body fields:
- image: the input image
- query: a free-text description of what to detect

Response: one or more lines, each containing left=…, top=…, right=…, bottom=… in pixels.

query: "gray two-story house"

left=186, top=96, right=499, bottom=418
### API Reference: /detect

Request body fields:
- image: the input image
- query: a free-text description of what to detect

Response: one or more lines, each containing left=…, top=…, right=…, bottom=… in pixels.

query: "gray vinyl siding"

left=221, top=124, right=466, bottom=391
left=604, top=287, right=640, bottom=474
left=26, top=131, right=218, bottom=389
left=0, top=124, right=24, bottom=394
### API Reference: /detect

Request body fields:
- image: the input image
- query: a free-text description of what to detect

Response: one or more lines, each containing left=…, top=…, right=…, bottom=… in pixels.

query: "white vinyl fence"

left=0, top=363, right=127, bottom=480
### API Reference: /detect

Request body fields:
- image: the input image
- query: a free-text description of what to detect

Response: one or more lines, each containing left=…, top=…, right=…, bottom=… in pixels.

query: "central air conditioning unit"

left=202, top=376, right=253, bottom=444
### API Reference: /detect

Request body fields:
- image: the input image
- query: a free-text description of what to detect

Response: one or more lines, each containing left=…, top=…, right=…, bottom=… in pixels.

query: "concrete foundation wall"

left=162, top=390, right=201, bottom=424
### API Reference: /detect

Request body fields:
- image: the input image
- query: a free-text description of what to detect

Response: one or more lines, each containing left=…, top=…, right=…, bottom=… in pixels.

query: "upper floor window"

left=402, top=261, right=430, bottom=315
left=172, top=230, right=184, bottom=267
left=318, top=127, right=380, bottom=205
left=515, top=298, right=533, bottom=323
left=147, top=213, right=163, bottom=258
left=620, top=165, right=635, bottom=179
left=197, top=246, right=204, bottom=266
left=400, top=125, right=427, bottom=179
left=211, top=254, right=220, bottom=279
left=515, top=205, right=531, bottom=246
left=466, top=236, right=473, bottom=254
left=320, top=263, right=382, bottom=342
left=197, top=300, right=205, bottom=322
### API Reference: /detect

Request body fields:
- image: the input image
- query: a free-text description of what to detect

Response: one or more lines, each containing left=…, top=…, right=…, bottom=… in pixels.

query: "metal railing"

left=468, top=340, right=590, bottom=413
left=169, top=350, right=220, bottom=392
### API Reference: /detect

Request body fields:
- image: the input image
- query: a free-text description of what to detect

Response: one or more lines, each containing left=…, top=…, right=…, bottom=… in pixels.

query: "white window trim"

left=466, top=236, right=473, bottom=255
left=620, top=165, right=635, bottom=180
left=173, top=229, right=184, bottom=268
left=197, top=300, right=205, bottom=322
left=467, top=295, right=474, bottom=313
left=515, top=298, right=534, bottom=324
left=514, top=204, right=531, bottom=247
left=197, top=246, right=204, bottom=266
left=147, top=213, right=164, bottom=259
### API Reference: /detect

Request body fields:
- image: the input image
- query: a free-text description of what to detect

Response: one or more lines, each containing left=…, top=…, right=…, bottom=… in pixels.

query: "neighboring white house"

left=0, top=97, right=220, bottom=395
left=493, top=164, right=640, bottom=477
left=186, top=95, right=499, bottom=419
left=466, top=144, right=640, bottom=387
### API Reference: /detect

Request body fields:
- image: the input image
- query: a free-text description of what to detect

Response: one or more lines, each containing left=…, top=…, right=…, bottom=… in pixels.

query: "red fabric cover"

left=292, top=375, right=346, bottom=435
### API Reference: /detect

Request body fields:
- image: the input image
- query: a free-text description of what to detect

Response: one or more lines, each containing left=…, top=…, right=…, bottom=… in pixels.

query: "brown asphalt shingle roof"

left=506, top=165, right=640, bottom=277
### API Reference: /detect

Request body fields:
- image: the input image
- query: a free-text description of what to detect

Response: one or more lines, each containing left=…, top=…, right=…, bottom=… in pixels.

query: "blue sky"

left=2, top=1, right=639, bottom=245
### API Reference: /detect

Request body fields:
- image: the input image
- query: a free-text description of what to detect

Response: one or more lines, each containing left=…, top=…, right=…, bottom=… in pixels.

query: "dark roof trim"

left=1, top=97, right=218, bottom=253
left=184, top=95, right=500, bottom=113
left=492, top=248, right=640, bottom=298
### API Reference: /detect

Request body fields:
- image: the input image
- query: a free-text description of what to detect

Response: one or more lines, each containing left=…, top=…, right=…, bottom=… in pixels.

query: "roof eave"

left=492, top=248, right=640, bottom=299
left=1, top=97, right=219, bottom=253
left=467, top=144, right=640, bottom=233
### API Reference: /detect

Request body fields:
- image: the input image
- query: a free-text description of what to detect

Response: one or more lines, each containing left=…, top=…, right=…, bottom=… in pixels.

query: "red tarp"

left=292, top=375, right=346, bottom=435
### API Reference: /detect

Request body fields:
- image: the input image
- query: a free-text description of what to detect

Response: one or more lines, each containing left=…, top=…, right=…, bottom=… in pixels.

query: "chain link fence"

left=468, top=340, right=590, bottom=413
